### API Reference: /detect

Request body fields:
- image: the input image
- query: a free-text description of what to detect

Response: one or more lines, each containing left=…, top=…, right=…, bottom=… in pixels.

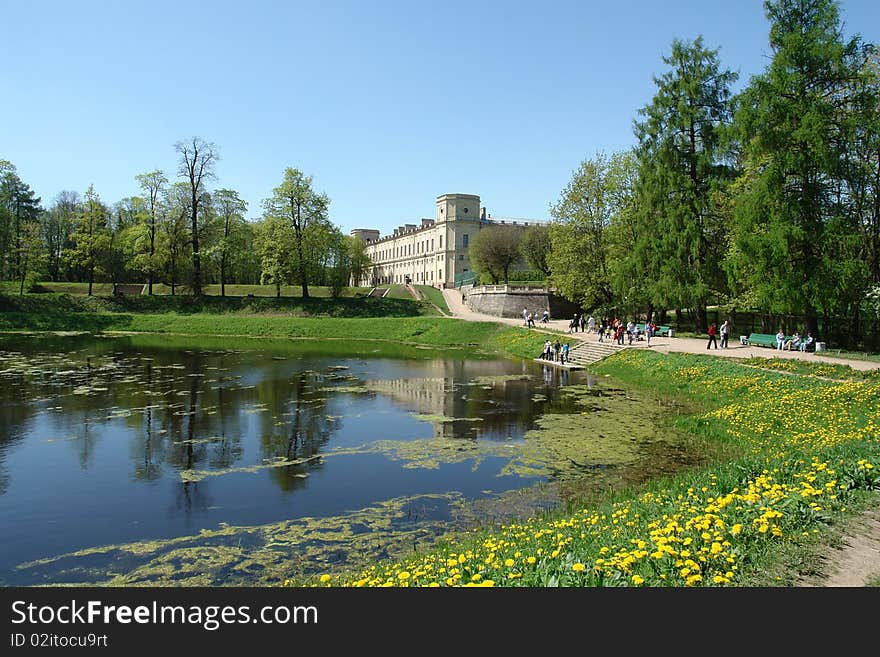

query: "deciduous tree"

left=262, top=168, right=330, bottom=298
left=175, top=137, right=218, bottom=296
left=211, top=189, right=248, bottom=297
left=66, top=185, right=110, bottom=296
left=468, top=225, right=522, bottom=284
left=135, top=170, right=168, bottom=294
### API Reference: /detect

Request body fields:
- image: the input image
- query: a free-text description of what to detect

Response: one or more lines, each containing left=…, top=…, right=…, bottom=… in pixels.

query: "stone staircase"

left=565, top=339, right=628, bottom=366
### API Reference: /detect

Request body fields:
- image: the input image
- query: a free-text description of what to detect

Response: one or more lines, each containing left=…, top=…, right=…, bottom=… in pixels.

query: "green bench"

left=636, top=323, right=673, bottom=338
left=745, top=333, right=789, bottom=348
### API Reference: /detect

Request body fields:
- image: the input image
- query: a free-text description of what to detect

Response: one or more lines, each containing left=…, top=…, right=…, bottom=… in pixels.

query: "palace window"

left=462, top=234, right=469, bottom=247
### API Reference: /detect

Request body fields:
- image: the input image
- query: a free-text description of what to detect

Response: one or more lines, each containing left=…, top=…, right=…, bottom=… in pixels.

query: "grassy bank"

left=300, top=349, right=880, bottom=587
left=0, top=290, right=440, bottom=318
left=4, top=281, right=373, bottom=298
left=415, top=285, right=451, bottom=315
left=0, top=291, right=549, bottom=359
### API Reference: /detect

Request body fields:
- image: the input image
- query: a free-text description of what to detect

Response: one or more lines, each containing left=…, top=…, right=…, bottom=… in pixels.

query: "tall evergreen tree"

left=634, top=37, right=737, bottom=332
left=728, top=0, right=867, bottom=338
left=0, top=163, right=42, bottom=282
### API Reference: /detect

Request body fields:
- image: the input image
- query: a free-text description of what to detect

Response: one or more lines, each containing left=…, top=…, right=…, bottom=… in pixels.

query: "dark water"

left=0, top=333, right=691, bottom=585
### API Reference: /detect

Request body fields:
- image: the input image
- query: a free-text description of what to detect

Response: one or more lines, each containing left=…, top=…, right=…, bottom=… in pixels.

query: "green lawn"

left=384, top=285, right=417, bottom=300
left=415, top=285, right=450, bottom=315
left=0, top=289, right=442, bottom=318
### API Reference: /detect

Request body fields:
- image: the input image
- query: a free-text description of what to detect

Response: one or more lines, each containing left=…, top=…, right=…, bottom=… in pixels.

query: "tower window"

left=462, top=234, right=469, bottom=248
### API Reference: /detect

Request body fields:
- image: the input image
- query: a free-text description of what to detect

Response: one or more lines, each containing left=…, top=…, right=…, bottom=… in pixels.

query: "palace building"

left=350, top=193, right=545, bottom=288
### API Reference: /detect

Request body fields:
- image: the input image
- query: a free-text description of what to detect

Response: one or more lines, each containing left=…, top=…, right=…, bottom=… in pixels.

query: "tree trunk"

left=848, top=304, right=860, bottom=349
left=88, top=265, right=94, bottom=296
left=192, top=247, right=201, bottom=296
left=221, top=254, right=226, bottom=298
left=148, top=221, right=155, bottom=295
left=693, top=304, right=707, bottom=334
left=804, top=305, right=819, bottom=342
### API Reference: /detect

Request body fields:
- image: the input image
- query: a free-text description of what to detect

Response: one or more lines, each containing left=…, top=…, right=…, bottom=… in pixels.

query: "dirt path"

left=441, top=287, right=880, bottom=586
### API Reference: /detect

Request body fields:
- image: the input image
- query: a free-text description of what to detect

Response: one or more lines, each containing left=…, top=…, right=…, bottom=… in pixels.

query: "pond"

left=0, top=333, right=697, bottom=585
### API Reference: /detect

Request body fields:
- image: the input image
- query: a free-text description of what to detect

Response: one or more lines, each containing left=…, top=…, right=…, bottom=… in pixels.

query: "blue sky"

left=2, top=0, right=878, bottom=236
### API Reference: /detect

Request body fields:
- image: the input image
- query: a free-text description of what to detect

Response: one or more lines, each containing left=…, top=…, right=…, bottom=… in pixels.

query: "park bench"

left=744, top=333, right=790, bottom=348
left=743, top=332, right=817, bottom=352
left=113, top=283, right=145, bottom=296
left=635, top=323, right=673, bottom=338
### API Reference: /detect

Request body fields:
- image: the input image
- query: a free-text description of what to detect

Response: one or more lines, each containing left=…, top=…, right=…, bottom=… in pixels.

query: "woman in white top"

left=776, top=329, right=786, bottom=350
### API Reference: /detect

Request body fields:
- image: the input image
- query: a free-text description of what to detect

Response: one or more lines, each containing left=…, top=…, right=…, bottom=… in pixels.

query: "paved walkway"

left=441, top=288, right=880, bottom=372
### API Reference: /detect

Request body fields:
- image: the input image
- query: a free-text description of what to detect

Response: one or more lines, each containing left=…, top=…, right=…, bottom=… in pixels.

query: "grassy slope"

left=12, top=281, right=374, bottom=298
left=0, top=291, right=549, bottom=358
left=415, top=285, right=451, bottom=315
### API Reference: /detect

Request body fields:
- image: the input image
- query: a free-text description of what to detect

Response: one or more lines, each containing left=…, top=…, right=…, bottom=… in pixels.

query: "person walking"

left=719, top=320, right=730, bottom=349
left=707, top=323, right=718, bottom=349
left=587, top=316, right=595, bottom=333
left=645, top=321, right=654, bottom=347
left=579, top=315, right=586, bottom=332
left=562, top=342, right=570, bottom=364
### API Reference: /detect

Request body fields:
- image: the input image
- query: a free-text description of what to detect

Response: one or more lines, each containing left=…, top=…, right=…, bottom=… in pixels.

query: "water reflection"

left=0, top=334, right=688, bottom=585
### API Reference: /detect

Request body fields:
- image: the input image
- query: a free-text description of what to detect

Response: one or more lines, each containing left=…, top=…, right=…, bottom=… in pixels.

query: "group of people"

left=593, top=317, right=657, bottom=346
left=522, top=308, right=551, bottom=328
left=777, top=329, right=814, bottom=352
left=539, top=338, right=570, bottom=364
left=706, top=320, right=731, bottom=349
